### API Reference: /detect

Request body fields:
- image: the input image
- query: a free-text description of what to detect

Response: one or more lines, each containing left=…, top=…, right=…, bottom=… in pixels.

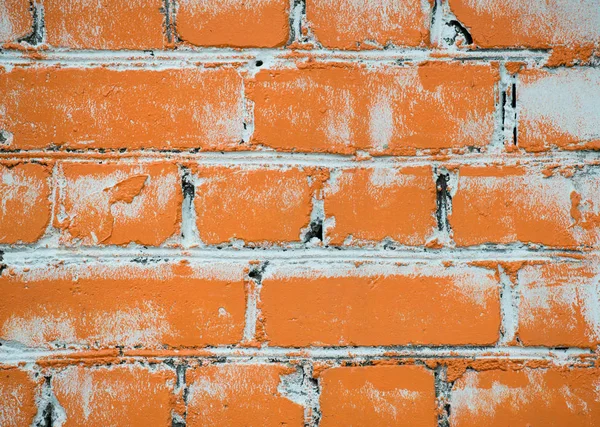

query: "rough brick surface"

left=307, top=0, right=431, bottom=49
left=250, top=62, right=499, bottom=154
left=55, top=162, right=181, bottom=246
left=0, top=369, right=39, bottom=427
left=518, top=68, right=600, bottom=152
left=53, top=365, right=175, bottom=426
left=451, top=368, right=600, bottom=426
left=0, top=162, right=51, bottom=244
left=177, top=0, right=289, bottom=47
left=320, top=365, right=436, bottom=426
left=261, top=263, right=500, bottom=346
left=323, top=166, right=436, bottom=245
left=451, top=166, right=600, bottom=248
left=1, top=0, right=599, bottom=424
left=192, top=166, right=315, bottom=245
left=44, top=0, right=165, bottom=49
left=186, top=364, right=304, bottom=426
left=0, top=0, right=31, bottom=43
left=0, top=262, right=246, bottom=348
left=451, top=0, right=600, bottom=48
left=0, top=67, right=244, bottom=150
left=518, top=260, right=600, bottom=348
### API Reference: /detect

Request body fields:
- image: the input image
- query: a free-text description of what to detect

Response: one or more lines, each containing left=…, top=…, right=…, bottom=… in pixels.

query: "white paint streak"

left=520, top=68, right=600, bottom=144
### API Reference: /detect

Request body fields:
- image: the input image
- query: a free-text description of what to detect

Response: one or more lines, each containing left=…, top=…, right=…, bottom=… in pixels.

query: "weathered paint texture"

left=177, top=0, right=290, bottom=47
left=307, top=0, right=432, bottom=49
left=451, top=0, right=600, bottom=48
left=1, top=0, right=599, bottom=425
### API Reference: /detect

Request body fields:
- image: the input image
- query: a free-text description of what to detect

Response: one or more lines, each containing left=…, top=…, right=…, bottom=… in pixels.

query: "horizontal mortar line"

left=0, top=346, right=593, bottom=364
left=1, top=150, right=598, bottom=167
left=0, top=47, right=551, bottom=65
left=1, top=247, right=596, bottom=264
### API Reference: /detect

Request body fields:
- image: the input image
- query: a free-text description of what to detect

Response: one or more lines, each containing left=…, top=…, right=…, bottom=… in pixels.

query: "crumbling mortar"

left=19, top=1, right=45, bottom=46
left=243, top=261, right=269, bottom=343
left=434, top=365, right=452, bottom=427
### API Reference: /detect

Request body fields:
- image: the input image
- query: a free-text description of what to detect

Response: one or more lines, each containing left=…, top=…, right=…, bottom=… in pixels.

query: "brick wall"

left=1, top=0, right=599, bottom=425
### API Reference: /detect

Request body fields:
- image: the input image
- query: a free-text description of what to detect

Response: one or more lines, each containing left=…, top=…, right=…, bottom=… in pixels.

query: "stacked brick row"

left=1, top=0, right=599, bottom=425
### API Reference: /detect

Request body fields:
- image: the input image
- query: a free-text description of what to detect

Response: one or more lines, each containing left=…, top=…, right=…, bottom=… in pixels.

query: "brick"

left=0, top=67, right=244, bottom=150
left=307, top=0, right=431, bottom=49
left=518, top=68, right=600, bottom=152
left=53, top=365, right=174, bottom=427
left=250, top=62, right=498, bottom=154
left=451, top=368, right=600, bottom=426
left=0, top=369, right=39, bottom=427
left=518, top=261, right=600, bottom=348
left=0, top=261, right=246, bottom=348
left=0, top=162, right=51, bottom=244
left=451, top=166, right=600, bottom=248
left=320, top=365, right=436, bottom=426
left=193, top=166, right=314, bottom=245
left=55, top=162, right=181, bottom=246
left=324, top=166, right=436, bottom=245
left=44, top=0, right=165, bottom=49
left=261, top=263, right=500, bottom=346
left=177, top=0, right=289, bottom=47
left=0, top=0, right=31, bottom=43
left=186, top=364, right=304, bottom=426
left=451, top=0, right=600, bottom=48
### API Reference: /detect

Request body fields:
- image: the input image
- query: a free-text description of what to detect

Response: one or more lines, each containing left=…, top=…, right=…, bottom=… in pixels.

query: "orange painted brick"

left=0, top=369, right=39, bottom=427
left=451, top=0, right=600, bottom=48
left=307, top=0, right=431, bottom=49
left=324, top=166, right=436, bottom=245
left=0, top=162, right=51, bottom=244
left=186, top=364, right=304, bottom=426
left=451, top=166, right=600, bottom=248
left=193, top=166, right=314, bottom=245
left=177, top=0, right=289, bottom=47
left=53, top=365, right=175, bottom=426
left=44, top=0, right=165, bottom=49
left=320, top=365, right=436, bottom=426
left=55, top=162, right=181, bottom=246
left=261, top=263, right=500, bottom=346
left=518, top=68, right=600, bottom=152
left=250, top=62, right=498, bottom=154
left=518, top=261, right=600, bottom=348
left=0, top=262, right=246, bottom=348
left=0, top=67, right=244, bottom=150
left=451, top=368, right=600, bottom=426
left=0, top=0, right=31, bottom=43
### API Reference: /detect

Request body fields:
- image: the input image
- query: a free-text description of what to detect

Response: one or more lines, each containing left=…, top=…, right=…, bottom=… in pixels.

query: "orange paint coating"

left=177, top=0, right=289, bottom=47
left=250, top=62, right=499, bottom=154
left=193, top=166, right=313, bottom=245
left=261, top=265, right=500, bottom=346
left=55, top=162, right=181, bottom=246
left=0, top=0, right=31, bottom=43
left=0, top=262, right=246, bottom=348
left=44, top=0, right=165, bottom=49
left=307, top=0, right=431, bottom=49
left=324, top=167, right=436, bottom=245
left=451, top=166, right=600, bottom=248
left=518, top=261, right=600, bottom=348
left=320, top=365, right=436, bottom=426
left=451, top=368, right=600, bottom=426
left=451, top=0, right=600, bottom=49
left=186, top=364, right=304, bottom=426
left=0, top=162, right=51, bottom=243
left=0, top=369, right=39, bottom=427
left=53, top=365, right=175, bottom=427
left=0, top=67, right=244, bottom=150
left=518, top=68, right=600, bottom=152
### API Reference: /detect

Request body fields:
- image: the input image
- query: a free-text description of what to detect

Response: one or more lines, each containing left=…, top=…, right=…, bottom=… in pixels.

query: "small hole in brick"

left=255, top=60, right=264, bottom=67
